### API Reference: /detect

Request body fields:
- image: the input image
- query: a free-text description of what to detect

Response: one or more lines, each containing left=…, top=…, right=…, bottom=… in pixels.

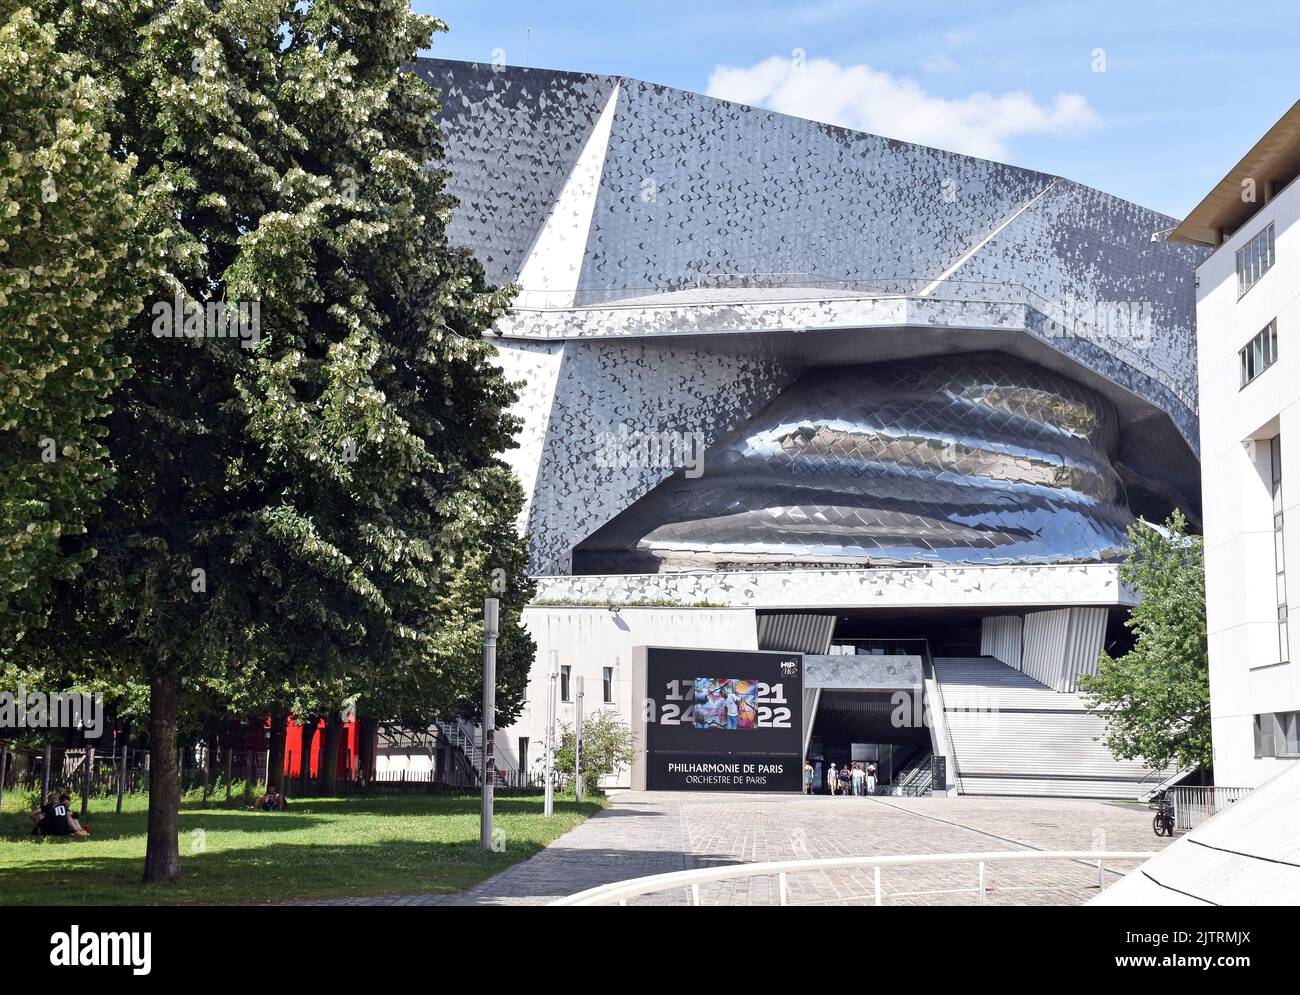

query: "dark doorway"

left=808, top=689, right=930, bottom=793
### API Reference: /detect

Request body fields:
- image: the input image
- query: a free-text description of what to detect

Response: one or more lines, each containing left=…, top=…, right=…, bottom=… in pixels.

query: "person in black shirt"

left=29, top=793, right=72, bottom=836
left=58, top=794, right=88, bottom=834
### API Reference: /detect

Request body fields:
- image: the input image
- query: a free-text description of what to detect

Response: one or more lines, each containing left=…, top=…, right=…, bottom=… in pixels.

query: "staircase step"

left=934, top=656, right=1164, bottom=799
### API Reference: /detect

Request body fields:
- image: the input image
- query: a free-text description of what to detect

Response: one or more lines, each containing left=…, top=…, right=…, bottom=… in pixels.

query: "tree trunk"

left=143, top=669, right=181, bottom=883
left=80, top=747, right=94, bottom=824
left=357, top=714, right=378, bottom=787
left=298, top=716, right=319, bottom=792
left=116, top=730, right=128, bottom=814
left=320, top=711, right=344, bottom=794
left=267, top=710, right=287, bottom=792
left=244, top=724, right=257, bottom=798
left=40, top=742, right=52, bottom=801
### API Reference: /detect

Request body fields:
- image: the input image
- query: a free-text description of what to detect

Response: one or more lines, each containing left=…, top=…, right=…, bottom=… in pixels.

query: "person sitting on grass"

left=59, top=794, right=90, bottom=835
left=254, top=785, right=283, bottom=812
left=29, top=793, right=67, bottom=836
left=28, top=793, right=87, bottom=837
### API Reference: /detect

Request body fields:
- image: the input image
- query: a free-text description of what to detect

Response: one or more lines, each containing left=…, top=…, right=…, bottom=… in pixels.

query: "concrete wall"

left=536, top=564, right=1135, bottom=611
left=803, top=654, right=924, bottom=690
left=981, top=607, right=1107, bottom=692
left=496, top=606, right=759, bottom=786
left=1020, top=607, right=1107, bottom=692
left=1197, top=176, right=1300, bottom=787
left=980, top=615, right=1023, bottom=671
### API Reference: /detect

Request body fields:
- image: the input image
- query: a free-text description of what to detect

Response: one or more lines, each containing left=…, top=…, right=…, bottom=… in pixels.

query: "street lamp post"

left=480, top=598, right=498, bottom=850
left=544, top=650, right=557, bottom=817
left=575, top=675, right=585, bottom=803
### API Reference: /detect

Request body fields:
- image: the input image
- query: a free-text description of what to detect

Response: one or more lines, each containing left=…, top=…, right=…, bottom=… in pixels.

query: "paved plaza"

left=313, top=791, right=1171, bottom=906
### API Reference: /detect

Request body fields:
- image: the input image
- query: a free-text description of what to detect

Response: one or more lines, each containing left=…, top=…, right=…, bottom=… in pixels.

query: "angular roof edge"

left=1171, top=99, right=1300, bottom=247
left=414, top=57, right=1178, bottom=224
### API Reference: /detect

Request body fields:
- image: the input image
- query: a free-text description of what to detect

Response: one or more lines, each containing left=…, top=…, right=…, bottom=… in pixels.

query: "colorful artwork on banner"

left=692, top=678, right=758, bottom=730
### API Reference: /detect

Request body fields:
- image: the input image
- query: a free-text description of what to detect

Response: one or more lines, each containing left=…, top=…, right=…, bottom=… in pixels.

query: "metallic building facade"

left=415, top=58, right=1205, bottom=577
left=575, top=354, right=1133, bottom=572
left=402, top=59, right=1208, bottom=798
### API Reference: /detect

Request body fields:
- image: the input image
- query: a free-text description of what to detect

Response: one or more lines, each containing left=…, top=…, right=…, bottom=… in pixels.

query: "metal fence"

left=0, top=745, right=268, bottom=807
left=1167, top=785, right=1253, bottom=832
left=333, top=767, right=549, bottom=795
left=0, top=744, right=552, bottom=808
left=1, top=746, right=151, bottom=801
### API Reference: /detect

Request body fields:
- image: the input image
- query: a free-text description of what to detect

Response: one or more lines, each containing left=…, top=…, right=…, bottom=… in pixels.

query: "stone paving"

left=308, top=791, right=1171, bottom=906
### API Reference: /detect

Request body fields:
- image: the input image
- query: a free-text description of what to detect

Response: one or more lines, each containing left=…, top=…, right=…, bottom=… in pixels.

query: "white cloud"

left=705, top=55, right=1101, bottom=161
left=921, top=52, right=960, bottom=75
left=923, top=29, right=975, bottom=74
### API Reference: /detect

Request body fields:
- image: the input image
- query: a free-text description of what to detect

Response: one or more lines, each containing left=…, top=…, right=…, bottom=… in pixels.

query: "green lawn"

left=0, top=790, right=603, bottom=905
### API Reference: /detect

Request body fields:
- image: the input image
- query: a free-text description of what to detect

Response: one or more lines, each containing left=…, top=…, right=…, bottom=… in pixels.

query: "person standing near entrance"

left=838, top=763, right=852, bottom=796
left=803, top=760, right=815, bottom=794
left=851, top=763, right=866, bottom=796
left=866, top=763, right=877, bottom=794
left=826, top=762, right=838, bottom=795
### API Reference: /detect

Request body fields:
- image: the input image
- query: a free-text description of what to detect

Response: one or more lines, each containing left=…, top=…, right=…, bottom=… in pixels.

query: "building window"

left=1236, top=222, right=1275, bottom=297
left=1253, top=711, right=1300, bottom=758
left=560, top=665, right=571, bottom=702
left=518, top=737, right=529, bottom=773
left=1272, top=437, right=1289, bottom=663
left=1239, top=320, right=1278, bottom=388
left=603, top=666, right=614, bottom=703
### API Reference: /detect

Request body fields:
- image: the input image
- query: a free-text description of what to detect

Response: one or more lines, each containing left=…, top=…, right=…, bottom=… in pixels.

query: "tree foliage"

left=0, top=2, right=140, bottom=648
left=554, top=710, right=638, bottom=795
left=8, top=0, right=534, bottom=881
left=1079, top=510, right=1211, bottom=771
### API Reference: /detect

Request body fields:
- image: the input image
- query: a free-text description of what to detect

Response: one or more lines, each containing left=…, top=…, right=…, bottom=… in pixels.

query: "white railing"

left=549, top=850, right=1156, bottom=906
left=1168, top=785, right=1252, bottom=832
left=921, top=643, right=961, bottom=794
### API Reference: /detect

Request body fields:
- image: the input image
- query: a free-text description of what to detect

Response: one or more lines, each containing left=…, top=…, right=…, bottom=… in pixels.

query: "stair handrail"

left=1136, top=763, right=1197, bottom=803
left=921, top=641, right=964, bottom=794
left=438, top=716, right=517, bottom=778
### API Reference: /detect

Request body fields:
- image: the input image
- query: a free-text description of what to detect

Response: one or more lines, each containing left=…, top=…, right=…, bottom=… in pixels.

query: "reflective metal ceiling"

left=575, top=354, right=1134, bottom=572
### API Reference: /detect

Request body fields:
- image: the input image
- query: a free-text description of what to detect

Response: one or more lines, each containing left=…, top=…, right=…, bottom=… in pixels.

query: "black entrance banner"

left=643, top=647, right=803, bottom=791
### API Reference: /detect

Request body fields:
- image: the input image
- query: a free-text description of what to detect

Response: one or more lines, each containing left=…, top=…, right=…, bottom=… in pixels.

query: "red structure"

left=284, top=717, right=359, bottom=779
left=231, top=716, right=362, bottom=781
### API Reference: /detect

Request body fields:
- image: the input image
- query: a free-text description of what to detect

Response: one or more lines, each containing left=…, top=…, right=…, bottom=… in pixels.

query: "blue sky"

left=413, top=0, right=1299, bottom=218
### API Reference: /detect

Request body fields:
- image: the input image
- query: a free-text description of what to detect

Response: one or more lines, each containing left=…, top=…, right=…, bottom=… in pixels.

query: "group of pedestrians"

left=801, top=760, right=877, bottom=795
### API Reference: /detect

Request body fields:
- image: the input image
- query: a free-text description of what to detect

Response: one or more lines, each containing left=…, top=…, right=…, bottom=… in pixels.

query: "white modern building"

left=1172, top=100, right=1300, bottom=787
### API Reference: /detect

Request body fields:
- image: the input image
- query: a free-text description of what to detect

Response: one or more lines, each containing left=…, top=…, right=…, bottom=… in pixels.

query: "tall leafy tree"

left=1079, top=511, right=1211, bottom=772
left=0, top=2, right=140, bottom=649
left=21, top=0, right=533, bottom=882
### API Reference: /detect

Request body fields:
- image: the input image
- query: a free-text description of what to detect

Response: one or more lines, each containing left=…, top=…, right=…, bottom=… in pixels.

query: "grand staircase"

left=933, top=656, right=1162, bottom=798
